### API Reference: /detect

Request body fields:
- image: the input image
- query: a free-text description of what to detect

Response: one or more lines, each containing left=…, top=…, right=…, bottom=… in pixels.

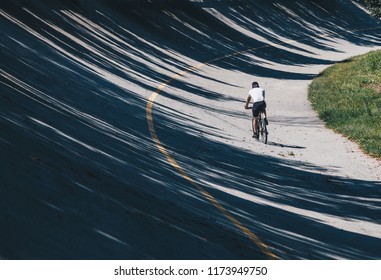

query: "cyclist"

left=244, top=81, right=267, bottom=138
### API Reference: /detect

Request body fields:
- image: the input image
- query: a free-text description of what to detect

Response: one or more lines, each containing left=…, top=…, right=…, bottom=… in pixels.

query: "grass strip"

left=308, top=50, right=381, bottom=158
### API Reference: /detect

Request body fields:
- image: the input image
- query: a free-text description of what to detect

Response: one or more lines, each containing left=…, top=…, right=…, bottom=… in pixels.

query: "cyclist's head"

left=252, top=81, right=259, bottom=88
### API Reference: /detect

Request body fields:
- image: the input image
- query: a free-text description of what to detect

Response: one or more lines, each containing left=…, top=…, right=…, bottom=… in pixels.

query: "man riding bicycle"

left=244, top=81, right=267, bottom=138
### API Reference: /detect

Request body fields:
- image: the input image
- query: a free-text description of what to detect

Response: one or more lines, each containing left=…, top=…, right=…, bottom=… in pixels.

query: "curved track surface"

left=1, top=0, right=381, bottom=259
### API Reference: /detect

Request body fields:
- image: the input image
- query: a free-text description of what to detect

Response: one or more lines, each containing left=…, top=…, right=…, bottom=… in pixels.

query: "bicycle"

left=245, top=106, right=268, bottom=144
left=253, top=111, right=268, bottom=144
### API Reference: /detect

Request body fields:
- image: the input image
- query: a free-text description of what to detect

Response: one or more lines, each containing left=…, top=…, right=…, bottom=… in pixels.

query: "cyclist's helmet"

left=252, top=81, right=259, bottom=88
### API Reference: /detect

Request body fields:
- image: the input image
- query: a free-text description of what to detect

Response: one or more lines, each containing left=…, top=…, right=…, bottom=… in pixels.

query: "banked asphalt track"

left=1, top=0, right=381, bottom=259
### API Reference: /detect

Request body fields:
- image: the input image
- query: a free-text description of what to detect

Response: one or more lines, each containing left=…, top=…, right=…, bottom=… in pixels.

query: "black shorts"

left=252, top=101, right=266, bottom=117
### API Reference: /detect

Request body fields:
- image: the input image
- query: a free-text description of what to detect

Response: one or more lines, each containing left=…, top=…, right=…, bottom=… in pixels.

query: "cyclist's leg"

left=262, top=101, right=267, bottom=118
left=252, top=117, right=256, bottom=135
left=261, top=101, right=268, bottom=124
left=252, top=102, right=260, bottom=136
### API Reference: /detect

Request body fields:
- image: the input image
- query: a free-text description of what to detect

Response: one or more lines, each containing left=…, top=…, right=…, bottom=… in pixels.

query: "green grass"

left=308, top=50, right=381, bottom=158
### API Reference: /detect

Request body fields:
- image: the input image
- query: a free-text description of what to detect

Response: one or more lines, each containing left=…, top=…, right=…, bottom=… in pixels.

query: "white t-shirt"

left=248, top=87, right=265, bottom=103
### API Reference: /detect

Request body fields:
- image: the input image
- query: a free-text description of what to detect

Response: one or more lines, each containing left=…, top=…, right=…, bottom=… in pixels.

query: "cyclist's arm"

left=244, top=95, right=251, bottom=109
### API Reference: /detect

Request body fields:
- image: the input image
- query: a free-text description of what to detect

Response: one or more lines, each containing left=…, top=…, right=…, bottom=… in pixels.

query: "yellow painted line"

left=146, top=61, right=278, bottom=260
left=146, top=26, right=381, bottom=260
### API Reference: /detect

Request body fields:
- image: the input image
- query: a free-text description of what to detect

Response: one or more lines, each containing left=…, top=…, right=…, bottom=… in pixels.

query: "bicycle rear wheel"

left=260, top=119, right=268, bottom=144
